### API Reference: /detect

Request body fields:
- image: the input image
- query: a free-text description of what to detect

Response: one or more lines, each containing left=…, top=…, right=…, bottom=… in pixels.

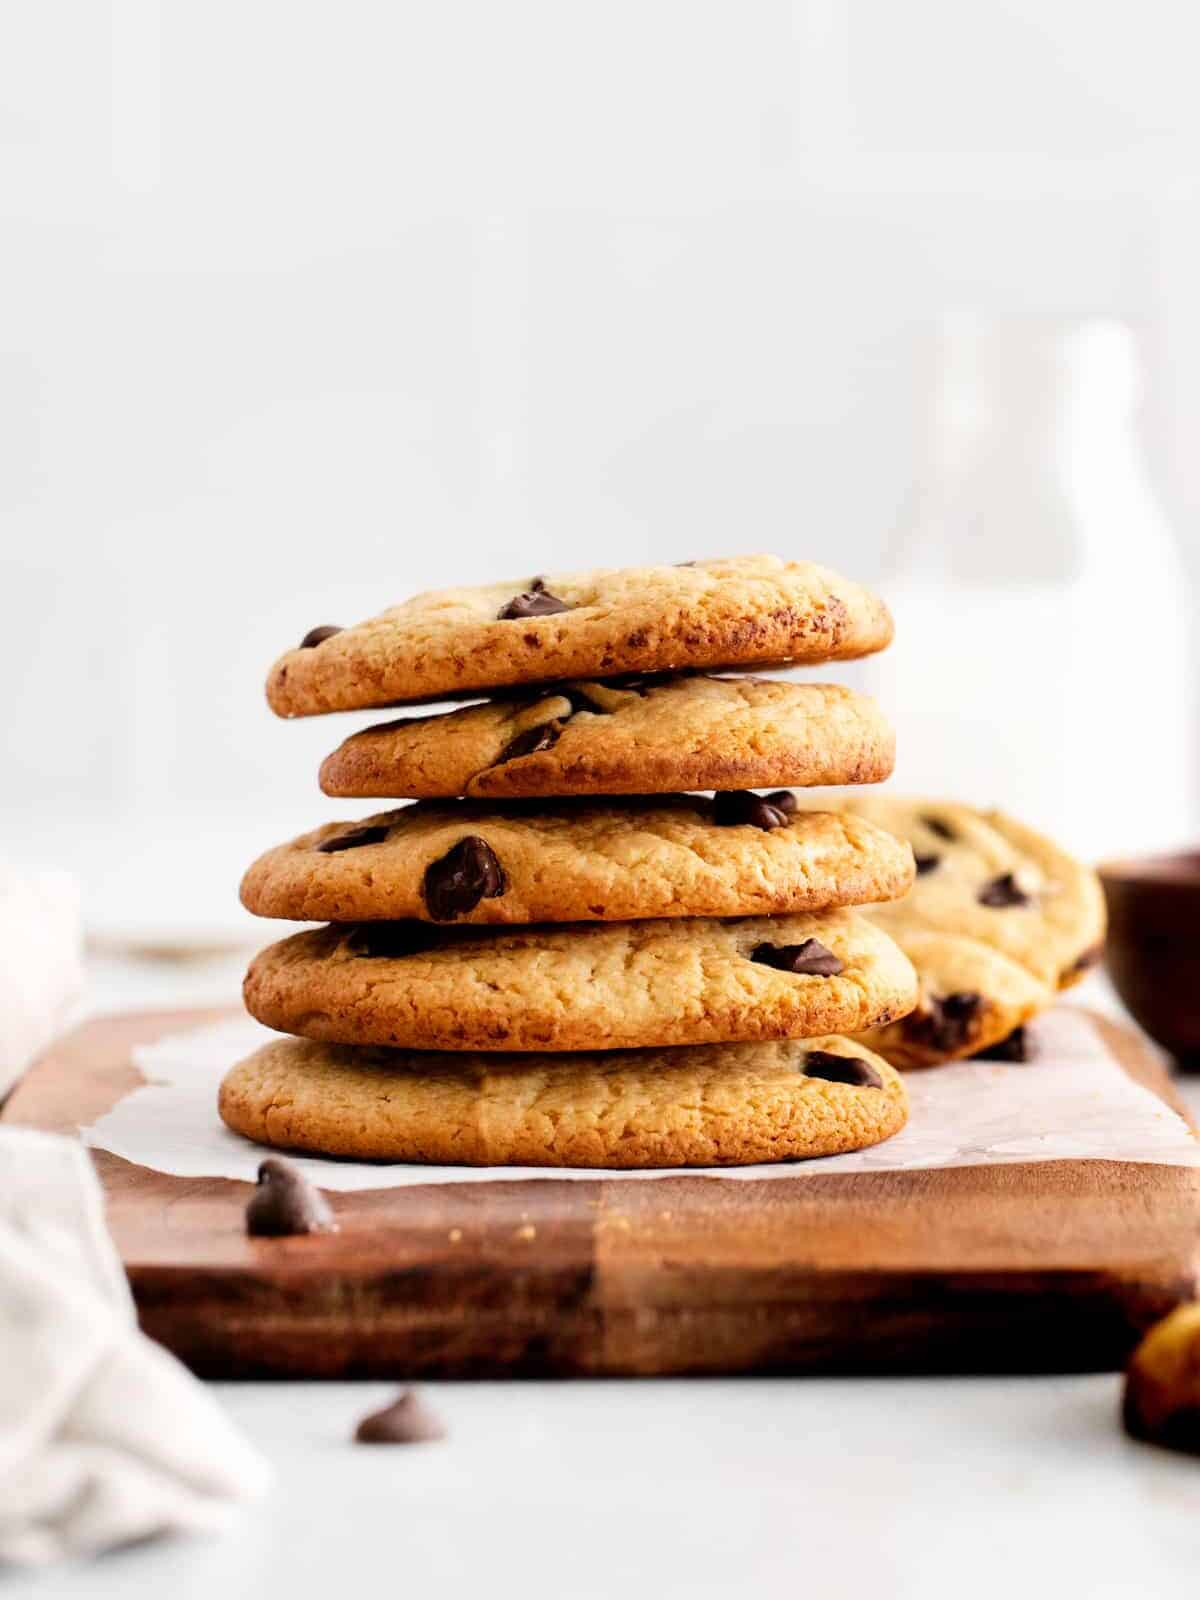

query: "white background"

left=2, top=2, right=1199, bottom=935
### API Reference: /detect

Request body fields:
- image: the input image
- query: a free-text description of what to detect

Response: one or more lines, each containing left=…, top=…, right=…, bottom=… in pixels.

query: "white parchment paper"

left=81, top=1007, right=1199, bottom=1189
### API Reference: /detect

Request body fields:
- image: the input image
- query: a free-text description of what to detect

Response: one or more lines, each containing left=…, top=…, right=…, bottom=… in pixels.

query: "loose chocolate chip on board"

left=497, top=582, right=571, bottom=620
left=905, top=991, right=984, bottom=1053
left=355, top=1389, right=446, bottom=1445
left=315, top=823, right=391, bottom=854
left=497, top=721, right=563, bottom=764
left=299, top=624, right=343, bottom=648
left=423, top=835, right=507, bottom=920
left=764, top=790, right=798, bottom=815
left=974, top=1026, right=1030, bottom=1063
left=711, top=791, right=790, bottom=831
left=245, top=1158, right=336, bottom=1237
left=914, top=853, right=941, bottom=875
left=922, top=815, right=957, bottom=841
left=978, top=872, right=1033, bottom=908
left=803, top=1049, right=883, bottom=1088
left=751, top=939, right=844, bottom=976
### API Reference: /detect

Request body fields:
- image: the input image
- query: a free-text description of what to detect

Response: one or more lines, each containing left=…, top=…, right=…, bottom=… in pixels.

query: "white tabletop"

left=21, top=1375, right=1200, bottom=1599
left=19, top=955, right=1200, bottom=1598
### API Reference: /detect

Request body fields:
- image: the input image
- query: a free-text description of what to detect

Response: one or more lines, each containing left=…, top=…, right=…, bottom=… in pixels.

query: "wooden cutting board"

left=6, top=1007, right=1200, bottom=1379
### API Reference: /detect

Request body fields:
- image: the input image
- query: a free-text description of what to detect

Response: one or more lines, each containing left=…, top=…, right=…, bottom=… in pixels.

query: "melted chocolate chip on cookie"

left=497, top=721, right=563, bottom=764
left=498, top=577, right=571, bottom=620
left=764, top=789, right=798, bottom=815
left=245, top=1158, right=336, bottom=1237
left=803, top=1049, right=883, bottom=1088
left=422, top=836, right=507, bottom=920
left=978, top=872, right=1033, bottom=908
left=316, top=823, right=390, bottom=854
left=712, top=791, right=791, bottom=831
left=922, top=815, right=957, bottom=841
left=751, top=939, right=844, bottom=976
left=300, top=624, right=343, bottom=648
left=905, top=991, right=984, bottom=1053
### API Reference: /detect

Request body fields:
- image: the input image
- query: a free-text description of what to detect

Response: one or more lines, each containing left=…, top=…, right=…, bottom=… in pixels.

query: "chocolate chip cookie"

left=266, top=555, right=894, bottom=717
left=853, top=929, right=1051, bottom=1070
left=242, top=910, right=918, bottom=1053
left=218, top=1033, right=907, bottom=1167
left=792, top=794, right=1105, bottom=991
left=240, top=797, right=915, bottom=925
left=319, top=676, right=894, bottom=799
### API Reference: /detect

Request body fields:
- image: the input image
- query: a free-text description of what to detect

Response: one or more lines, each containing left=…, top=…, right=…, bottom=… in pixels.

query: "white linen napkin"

left=0, top=1127, right=271, bottom=1567
left=0, top=861, right=84, bottom=1099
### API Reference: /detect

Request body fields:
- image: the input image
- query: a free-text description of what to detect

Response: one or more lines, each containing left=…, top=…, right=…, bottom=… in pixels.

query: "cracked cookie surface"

left=319, top=675, right=894, bottom=799
left=240, top=797, right=915, bottom=925
left=242, top=909, right=918, bottom=1053
left=266, top=554, right=894, bottom=717
left=218, top=1033, right=907, bottom=1167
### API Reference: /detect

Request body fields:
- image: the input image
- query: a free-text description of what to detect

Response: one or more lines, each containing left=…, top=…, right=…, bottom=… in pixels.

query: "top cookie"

left=266, top=555, right=894, bottom=717
left=319, top=675, right=894, bottom=800
left=795, top=794, right=1105, bottom=990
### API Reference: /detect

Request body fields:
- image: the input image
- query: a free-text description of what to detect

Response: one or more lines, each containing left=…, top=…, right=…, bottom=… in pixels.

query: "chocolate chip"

left=497, top=584, right=570, bottom=619
left=299, top=625, right=343, bottom=648
left=245, top=1158, right=336, bottom=1238
left=978, top=872, right=1032, bottom=908
left=914, top=853, right=941, bottom=875
left=347, top=923, right=432, bottom=958
left=316, top=823, right=390, bottom=854
left=905, top=991, right=984, bottom=1053
left=751, top=939, right=844, bottom=976
left=423, top=836, right=507, bottom=921
left=974, top=1026, right=1030, bottom=1063
left=803, top=1049, right=883, bottom=1088
left=712, top=791, right=790, bottom=831
left=497, top=721, right=562, bottom=764
left=764, top=790, right=798, bottom=815
left=922, top=815, right=956, bottom=841
left=355, top=1389, right=447, bottom=1445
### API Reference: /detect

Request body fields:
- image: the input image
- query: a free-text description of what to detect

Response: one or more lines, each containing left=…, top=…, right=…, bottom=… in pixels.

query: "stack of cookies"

left=220, top=555, right=923, bottom=1170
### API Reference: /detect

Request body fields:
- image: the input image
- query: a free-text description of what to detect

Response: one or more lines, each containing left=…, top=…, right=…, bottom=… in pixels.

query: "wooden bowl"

left=1101, top=851, right=1200, bottom=1070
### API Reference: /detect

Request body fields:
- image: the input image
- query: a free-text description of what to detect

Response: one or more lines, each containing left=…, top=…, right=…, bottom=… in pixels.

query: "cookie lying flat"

left=243, top=910, right=917, bottom=1053
left=853, top=930, right=1051, bottom=1070
left=319, top=676, right=894, bottom=800
left=266, top=554, right=894, bottom=717
left=793, top=794, right=1105, bottom=990
left=240, top=797, right=915, bottom=925
left=218, top=1034, right=907, bottom=1168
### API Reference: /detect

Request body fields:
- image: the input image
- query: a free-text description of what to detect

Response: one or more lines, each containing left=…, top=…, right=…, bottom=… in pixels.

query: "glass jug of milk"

left=868, top=315, right=1195, bottom=862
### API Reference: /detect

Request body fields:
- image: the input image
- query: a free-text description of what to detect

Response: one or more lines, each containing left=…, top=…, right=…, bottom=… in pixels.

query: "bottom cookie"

left=218, top=1034, right=907, bottom=1169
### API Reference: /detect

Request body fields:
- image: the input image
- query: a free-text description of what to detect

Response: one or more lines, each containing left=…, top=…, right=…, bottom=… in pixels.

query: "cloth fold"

left=0, top=1127, right=270, bottom=1567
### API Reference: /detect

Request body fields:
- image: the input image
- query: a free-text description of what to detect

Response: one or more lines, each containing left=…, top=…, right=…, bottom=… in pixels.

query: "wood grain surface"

left=6, top=1007, right=1199, bottom=1378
